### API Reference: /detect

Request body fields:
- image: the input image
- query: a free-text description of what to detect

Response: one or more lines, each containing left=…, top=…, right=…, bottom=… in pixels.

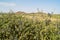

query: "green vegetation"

left=0, top=12, right=60, bottom=40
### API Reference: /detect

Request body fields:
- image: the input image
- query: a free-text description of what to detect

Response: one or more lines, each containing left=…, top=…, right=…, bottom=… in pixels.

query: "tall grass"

left=0, top=12, right=60, bottom=40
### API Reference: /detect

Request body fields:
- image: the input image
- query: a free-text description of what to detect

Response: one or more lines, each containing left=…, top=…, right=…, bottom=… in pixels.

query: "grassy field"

left=0, top=12, right=60, bottom=40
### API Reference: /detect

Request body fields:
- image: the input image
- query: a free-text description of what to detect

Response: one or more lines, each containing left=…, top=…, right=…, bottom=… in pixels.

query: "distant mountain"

left=16, top=11, right=25, bottom=14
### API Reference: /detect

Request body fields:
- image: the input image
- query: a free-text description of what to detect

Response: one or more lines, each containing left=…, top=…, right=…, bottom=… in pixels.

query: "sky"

left=0, top=0, right=60, bottom=13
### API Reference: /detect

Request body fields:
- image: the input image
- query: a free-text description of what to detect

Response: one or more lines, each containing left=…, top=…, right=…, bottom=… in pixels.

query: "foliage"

left=0, top=13, right=60, bottom=40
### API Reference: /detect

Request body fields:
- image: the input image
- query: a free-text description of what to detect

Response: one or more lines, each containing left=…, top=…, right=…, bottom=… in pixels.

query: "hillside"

left=15, top=12, right=60, bottom=22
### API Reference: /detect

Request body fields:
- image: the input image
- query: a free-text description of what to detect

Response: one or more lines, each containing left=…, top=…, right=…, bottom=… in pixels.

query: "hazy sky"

left=0, top=0, right=60, bottom=13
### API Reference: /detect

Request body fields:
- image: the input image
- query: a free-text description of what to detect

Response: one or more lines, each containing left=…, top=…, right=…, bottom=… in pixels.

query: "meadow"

left=0, top=12, right=60, bottom=40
